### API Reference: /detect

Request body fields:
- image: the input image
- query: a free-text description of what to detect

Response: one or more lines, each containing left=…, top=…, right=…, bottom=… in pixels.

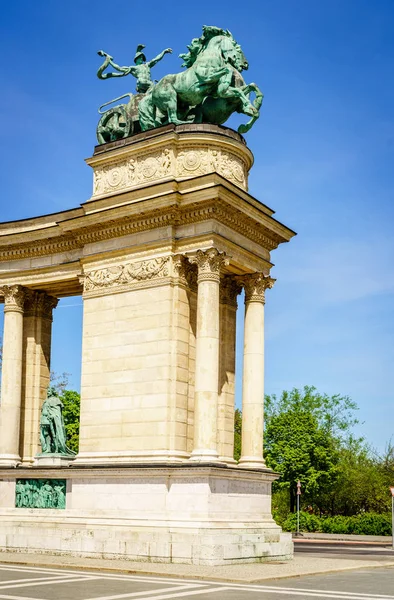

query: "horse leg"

left=217, top=71, right=258, bottom=118
left=237, top=83, right=264, bottom=134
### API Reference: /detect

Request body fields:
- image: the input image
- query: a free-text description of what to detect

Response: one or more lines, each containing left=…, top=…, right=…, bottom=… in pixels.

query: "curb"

left=0, top=555, right=393, bottom=584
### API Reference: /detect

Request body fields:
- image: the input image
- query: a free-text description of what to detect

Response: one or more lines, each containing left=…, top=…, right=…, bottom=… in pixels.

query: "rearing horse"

left=138, top=26, right=261, bottom=133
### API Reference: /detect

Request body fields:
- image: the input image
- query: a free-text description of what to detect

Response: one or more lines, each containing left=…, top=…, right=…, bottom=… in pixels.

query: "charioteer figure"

left=97, top=44, right=173, bottom=94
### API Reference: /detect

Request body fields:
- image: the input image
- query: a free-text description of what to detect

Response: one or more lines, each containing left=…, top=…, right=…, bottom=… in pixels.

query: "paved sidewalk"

left=294, top=532, right=392, bottom=544
left=0, top=551, right=393, bottom=583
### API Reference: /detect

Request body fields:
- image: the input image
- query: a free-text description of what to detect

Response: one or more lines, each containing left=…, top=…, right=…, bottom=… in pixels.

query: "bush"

left=282, top=511, right=322, bottom=532
left=280, top=511, right=392, bottom=536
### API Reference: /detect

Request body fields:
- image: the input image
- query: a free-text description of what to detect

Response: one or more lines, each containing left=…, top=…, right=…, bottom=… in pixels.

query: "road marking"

left=0, top=565, right=204, bottom=584
left=112, top=588, right=231, bottom=600
left=0, top=595, right=45, bottom=600
left=0, top=575, right=102, bottom=590
left=85, top=584, right=206, bottom=600
left=222, top=587, right=394, bottom=600
left=223, top=582, right=394, bottom=598
left=0, top=574, right=79, bottom=585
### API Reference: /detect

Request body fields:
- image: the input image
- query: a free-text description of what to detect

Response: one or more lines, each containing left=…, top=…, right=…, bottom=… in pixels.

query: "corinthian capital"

left=0, top=285, right=28, bottom=313
left=189, top=248, right=229, bottom=283
left=172, top=254, right=197, bottom=290
left=37, top=293, right=59, bottom=320
left=220, top=276, right=242, bottom=307
left=237, top=273, right=276, bottom=304
left=23, top=290, right=58, bottom=319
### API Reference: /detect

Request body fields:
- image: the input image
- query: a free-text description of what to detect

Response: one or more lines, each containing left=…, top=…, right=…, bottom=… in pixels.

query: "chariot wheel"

left=96, top=105, right=133, bottom=144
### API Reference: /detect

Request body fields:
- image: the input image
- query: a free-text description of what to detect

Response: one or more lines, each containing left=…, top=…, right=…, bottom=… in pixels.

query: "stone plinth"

left=87, top=123, right=253, bottom=200
left=0, top=465, right=292, bottom=565
left=34, top=454, right=75, bottom=467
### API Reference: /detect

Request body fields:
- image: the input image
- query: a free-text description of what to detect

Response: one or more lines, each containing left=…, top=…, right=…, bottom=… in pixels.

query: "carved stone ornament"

left=189, top=248, right=229, bottom=284
left=24, top=290, right=58, bottom=320
left=220, top=276, right=242, bottom=307
left=93, top=148, right=174, bottom=196
left=92, top=145, right=248, bottom=198
left=172, top=255, right=197, bottom=290
left=84, top=257, right=170, bottom=294
left=237, top=273, right=276, bottom=304
left=0, top=285, right=28, bottom=313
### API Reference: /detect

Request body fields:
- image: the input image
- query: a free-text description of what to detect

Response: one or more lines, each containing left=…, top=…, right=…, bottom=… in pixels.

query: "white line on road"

left=0, top=574, right=79, bottom=585
left=222, top=587, right=394, bottom=600
left=85, top=584, right=206, bottom=600
left=109, top=588, right=231, bottom=600
left=220, top=582, right=394, bottom=598
left=0, top=595, right=47, bottom=600
left=0, top=575, right=102, bottom=590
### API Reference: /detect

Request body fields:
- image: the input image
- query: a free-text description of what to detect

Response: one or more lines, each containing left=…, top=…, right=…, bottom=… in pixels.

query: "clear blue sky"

left=0, top=1, right=393, bottom=451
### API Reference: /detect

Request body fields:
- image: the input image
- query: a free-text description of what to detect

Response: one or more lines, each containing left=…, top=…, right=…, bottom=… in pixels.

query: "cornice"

left=0, top=181, right=295, bottom=263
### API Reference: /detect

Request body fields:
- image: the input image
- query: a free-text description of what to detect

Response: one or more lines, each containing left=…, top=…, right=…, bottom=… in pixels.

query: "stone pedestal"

left=0, top=465, right=292, bottom=565
left=34, top=454, right=75, bottom=467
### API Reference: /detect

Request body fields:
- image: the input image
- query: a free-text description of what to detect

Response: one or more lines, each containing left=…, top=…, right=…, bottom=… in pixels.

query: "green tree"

left=234, top=408, right=242, bottom=461
left=264, top=386, right=360, bottom=514
left=61, top=390, right=80, bottom=453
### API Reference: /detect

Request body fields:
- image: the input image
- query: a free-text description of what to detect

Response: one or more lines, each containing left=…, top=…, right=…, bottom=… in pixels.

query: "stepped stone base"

left=0, top=465, right=293, bottom=565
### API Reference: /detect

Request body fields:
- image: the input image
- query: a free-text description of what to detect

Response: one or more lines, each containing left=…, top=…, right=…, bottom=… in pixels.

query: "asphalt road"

left=0, top=563, right=393, bottom=600
left=294, top=538, right=394, bottom=559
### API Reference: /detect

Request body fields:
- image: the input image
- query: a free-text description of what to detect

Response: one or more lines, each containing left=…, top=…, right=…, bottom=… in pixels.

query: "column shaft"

left=238, top=274, right=275, bottom=468
left=20, top=292, right=58, bottom=464
left=189, top=249, right=228, bottom=461
left=0, top=286, right=26, bottom=466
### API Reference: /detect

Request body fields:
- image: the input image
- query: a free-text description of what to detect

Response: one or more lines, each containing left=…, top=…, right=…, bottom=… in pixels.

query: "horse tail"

left=138, top=94, right=156, bottom=131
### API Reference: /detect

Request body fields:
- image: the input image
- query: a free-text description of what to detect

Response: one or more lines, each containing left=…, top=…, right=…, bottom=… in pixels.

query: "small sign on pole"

left=296, top=480, right=301, bottom=536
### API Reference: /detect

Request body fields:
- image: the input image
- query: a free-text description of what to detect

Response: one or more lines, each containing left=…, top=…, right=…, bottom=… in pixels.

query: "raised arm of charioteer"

left=148, top=47, right=173, bottom=68
left=97, top=50, right=135, bottom=79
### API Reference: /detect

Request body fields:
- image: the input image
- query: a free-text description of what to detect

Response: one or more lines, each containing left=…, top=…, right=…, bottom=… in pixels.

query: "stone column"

left=237, top=273, right=275, bottom=468
left=218, top=276, right=241, bottom=464
left=20, top=291, right=58, bottom=464
left=189, top=248, right=229, bottom=462
left=0, top=285, right=27, bottom=466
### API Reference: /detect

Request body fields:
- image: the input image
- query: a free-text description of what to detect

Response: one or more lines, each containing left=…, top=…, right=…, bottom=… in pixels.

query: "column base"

left=238, top=456, right=267, bottom=469
left=189, top=449, right=222, bottom=463
left=0, top=454, right=21, bottom=467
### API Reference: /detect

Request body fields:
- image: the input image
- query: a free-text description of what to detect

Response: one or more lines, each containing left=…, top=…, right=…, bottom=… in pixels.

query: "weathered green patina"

left=15, top=479, right=66, bottom=509
left=39, top=387, right=76, bottom=457
left=96, top=25, right=263, bottom=144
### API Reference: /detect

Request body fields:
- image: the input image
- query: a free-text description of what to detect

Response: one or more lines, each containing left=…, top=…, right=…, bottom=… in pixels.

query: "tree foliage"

left=61, top=390, right=80, bottom=453
left=50, top=371, right=80, bottom=453
left=235, top=386, right=393, bottom=520
left=234, top=408, right=242, bottom=462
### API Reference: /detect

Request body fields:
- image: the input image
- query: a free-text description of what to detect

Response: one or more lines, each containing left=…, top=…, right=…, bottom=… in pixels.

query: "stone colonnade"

left=0, top=285, right=58, bottom=466
left=182, top=248, right=274, bottom=467
left=0, top=249, right=274, bottom=468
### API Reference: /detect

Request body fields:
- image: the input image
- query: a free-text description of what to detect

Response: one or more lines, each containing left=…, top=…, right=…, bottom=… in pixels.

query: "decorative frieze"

left=189, top=248, right=229, bottom=284
left=0, top=199, right=281, bottom=262
left=83, top=257, right=170, bottom=296
left=237, top=273, right=276, bottom=304
left=94, top=148, right=174, bottom=196
left=92, top=145, right=248, bottom=198
left=15, top=479, right=66, bottom=509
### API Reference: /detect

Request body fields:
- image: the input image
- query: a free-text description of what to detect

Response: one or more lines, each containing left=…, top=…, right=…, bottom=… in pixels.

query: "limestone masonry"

left=0, top=123, right=295, bottom=564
